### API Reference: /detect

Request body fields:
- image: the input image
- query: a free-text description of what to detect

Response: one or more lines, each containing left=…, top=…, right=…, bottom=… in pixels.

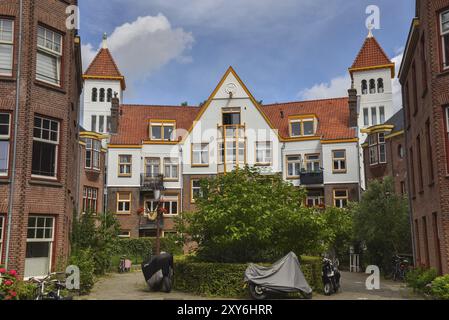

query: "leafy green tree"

left=352, top=177, right=412, bottom=273
left=177, top=167, right=328, bottom=263
left=322, top=206, right=354, bottom=263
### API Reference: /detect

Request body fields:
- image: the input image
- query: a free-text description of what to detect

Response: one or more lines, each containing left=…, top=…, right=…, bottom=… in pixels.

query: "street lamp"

left=154, top=188, right=165, bottom=255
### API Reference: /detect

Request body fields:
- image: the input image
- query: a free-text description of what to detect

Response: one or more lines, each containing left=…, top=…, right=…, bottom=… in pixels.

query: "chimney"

left=111, top=92, right=120, bottom=134
left=348, top=84, right=358, bottom=129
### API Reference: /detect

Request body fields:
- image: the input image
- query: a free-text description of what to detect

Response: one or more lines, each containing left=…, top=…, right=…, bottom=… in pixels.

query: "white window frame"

left=36, top=26, right=62, bottom=86
left=256, top=142, right=272, bottom=165
left=334, top=190, right=349, bottom=208
left=192, top=143, right=209, bottom=167
left=118, top=231, right=131, bottom=239
left=145, top=158, right=160, bottom=178
left=117, top=192, right=131, bottom=214
left=162, top=196, right=179, bottom=216
left=150, top=122, right=176, bottom=141
left=441, top=9, right=449, bottom=70
left=305, top=154, right=321, bottom=172
left=369, top=133, right=386, bottom=165
left=32, top=115, right=59, bottom=180
left=332, top=150, right=347, bottom=173
left=0, top=113, right=11, bottom=177
left=85, top=138, right=101, bottom=170
left=289, top=118, right=315, bottom=137
left=164, top=158, right=179, bottom=181
left=378, top=133, right=387, bottom=164
left=118, top=155, right=132, bottom=177
left=286, top=155, right=301, bottom=179
left=82, top=187, right=98, bottom=214
left=191, top=179, right=203, bottom=203
left=0, top=18, right=14, bottom=77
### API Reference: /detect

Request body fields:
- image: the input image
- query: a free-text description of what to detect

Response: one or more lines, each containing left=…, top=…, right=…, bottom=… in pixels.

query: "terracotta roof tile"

left=83, top=48, right=126, bottom=89
left=350, top=36, right=394, bottom=75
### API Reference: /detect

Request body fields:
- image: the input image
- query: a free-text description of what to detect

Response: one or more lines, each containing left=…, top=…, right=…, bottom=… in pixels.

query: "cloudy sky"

left=79, top=0, right=414, bottom=111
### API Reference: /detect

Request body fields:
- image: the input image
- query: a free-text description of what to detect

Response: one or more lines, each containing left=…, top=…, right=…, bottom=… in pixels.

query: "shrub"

left=406, top=267, right=438, bottom=294
left=430, top=275, right=449, bottom=300
left=174, top=256, right=322, bottom=298
left=69, top=248, right=96, bottom=295
left=16, top=281, right=38, bottom=300
left=0, top=266, right=19, bottom=300
left=117, top=238, right=153, bottom=264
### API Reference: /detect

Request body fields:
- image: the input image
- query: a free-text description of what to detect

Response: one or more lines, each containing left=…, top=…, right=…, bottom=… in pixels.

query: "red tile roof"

left=262, top=98, right=356, bottom=140
left=83, top=48, right=126, bottom=89
left=110, top=105, right=201, bottom=145
left=110, top=98, right=356, bottom=145
left=349, top=36, right=395, bottom=77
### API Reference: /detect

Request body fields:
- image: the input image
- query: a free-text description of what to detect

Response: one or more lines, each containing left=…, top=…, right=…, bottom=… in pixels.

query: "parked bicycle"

left=392, top=255, right=410, bottom=281
left=29, top=272, right=72, bottom=300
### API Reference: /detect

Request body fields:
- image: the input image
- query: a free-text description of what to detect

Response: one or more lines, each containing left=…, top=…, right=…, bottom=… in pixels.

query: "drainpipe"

left=5, top=0, right=24, bottom=270
left=405, top=130, right=416, bottom=266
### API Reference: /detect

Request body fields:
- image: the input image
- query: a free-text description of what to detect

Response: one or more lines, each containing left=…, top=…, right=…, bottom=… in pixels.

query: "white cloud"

left=297, top=50, right=404, bottom=114
left=82, top=14, right=194, bottom=85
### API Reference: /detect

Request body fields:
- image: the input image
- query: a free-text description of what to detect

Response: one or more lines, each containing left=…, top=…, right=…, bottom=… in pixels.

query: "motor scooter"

left=322, top=258, right=341, bottom=296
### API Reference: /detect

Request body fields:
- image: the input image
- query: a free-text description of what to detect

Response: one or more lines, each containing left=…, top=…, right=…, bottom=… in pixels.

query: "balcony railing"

left=140, top=174, right=164, bottom=192
left=300, top=169, right=324, bottom=185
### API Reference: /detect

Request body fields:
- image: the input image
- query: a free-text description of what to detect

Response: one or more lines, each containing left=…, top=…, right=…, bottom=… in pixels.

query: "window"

left=377, top=78, right=384, bottom=93
left=192, top=143, right=209, bottom=166
left=441, top=9, right=449, bottom=69
left=0, top=216, right=3, bottom=263
left=398, top=144, right=405, bottom=159
left=379, top=107, right=385, bottom=124
left=421, top=35, right=428, bottom=90
left=191, top=179, right=203, bottom=203
left=416, top=135, right=424, bottom=192
left=150, top=122, right=175, bottom=141
left=425, top=119, right=434, bottom=183
left=286, top=155, right=301, bottom=178
left=25, top=216, right=54, bottom=278
left=118, top=155, right=132, bottom=176
left=0, top=19, right=14, bottom=76
left=361, top=80, right=368, bottom=95
left=162, top=197, right=179, bottom=215
left=82, top=187, right=98, bottom=213
left=400, top=181, right=407, bottom=195
left=85, top=138, right=101, bottom=170
left=410, top=147, right=416, bottom=197
left=305, top=154, right=321, bottom=172
left=164, top=158, right=179, bottom=180
left=107, top=88, right=113, bottom=102
left=363, top=108, right=369, bottom=126
left=91, top=88, right=98, bottom=102
left=369, top=79, right=376, bottom=94
left=118, top=231, right=131, bottom=239
left=289, top=118, right=315, bottom=137
left=117, top=192, right=131, bottom=214
left=145, top=158, right=160, bottom=178
left=222, top=108, right=241, bottom=125
left=369, top=133, right=386, bottom=165
left=404, top=82, right=411, bottom=126
left=371, top=107, right=377, bottom=125
left=99, top=88, right=105, bottom=102
left=106, top=116, right=111, bottom=133
left=91, top=115, right=97, bottom=132
left=378, top=133, right=386, bottom=163
left=412, top=62, right=418, bottom=115
left=32, top=116, right=59, bottom=178
left=333, top=190, right=348, bottom=208
left=0, top=113, right=10, bottom=176
left=99, top=116, right=104, bottom=133
left=256, top=142, right=272, bottom=165
left=36, top=26, right=62, bottom=86
left=332, top=150, right=347, bottom=173
left=306, top=190, right=324, bottom=208
left=445, top=106, right=449, bottom=171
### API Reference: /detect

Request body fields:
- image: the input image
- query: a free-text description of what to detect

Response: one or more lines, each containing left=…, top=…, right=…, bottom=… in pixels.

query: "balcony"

left=140, top=174, right=164, bottom=192
left=300, top=169, right=324, bottom=185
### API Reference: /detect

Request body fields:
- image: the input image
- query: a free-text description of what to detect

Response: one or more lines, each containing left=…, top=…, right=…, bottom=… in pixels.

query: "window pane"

left=36, top=51, right=59, bottom=84
left=164, top=126, right=173, bottom=141
left=379, top=107, right=385, bottom=124
left=371, top=108, right=377, bottom=125
left=151, top=126, right=162, bottom=140
left=303, top=121, right=314, bottom=135
left=0, top=44, right=13, bottom=75
left=32, top=141, right=56, bottom=177
left=91, top=116, right=97, bottom=132
left=291, top=122, right=301, bottom=136
left=26, top=242, right=50, bottom=259
left=334, top=151, right=345, bottom=159
left=363, top=109, right=369, bottom=126
left=444, top=34, right=449, bottom=67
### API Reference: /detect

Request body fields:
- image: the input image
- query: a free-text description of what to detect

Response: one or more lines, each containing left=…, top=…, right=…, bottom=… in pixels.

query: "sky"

left=78, top=0, right=415, bottom=110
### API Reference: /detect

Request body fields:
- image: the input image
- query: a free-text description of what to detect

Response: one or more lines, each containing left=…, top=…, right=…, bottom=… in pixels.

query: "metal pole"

left=4, top=0, right=24, bottom=270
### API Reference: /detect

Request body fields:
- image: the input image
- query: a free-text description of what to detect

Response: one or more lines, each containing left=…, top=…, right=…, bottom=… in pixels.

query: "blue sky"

left=79, top=0, right=414, bottom=108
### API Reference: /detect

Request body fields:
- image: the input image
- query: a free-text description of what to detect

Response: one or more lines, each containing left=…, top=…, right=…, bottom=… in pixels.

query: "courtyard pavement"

left=79, top=270, right=422, bottom=301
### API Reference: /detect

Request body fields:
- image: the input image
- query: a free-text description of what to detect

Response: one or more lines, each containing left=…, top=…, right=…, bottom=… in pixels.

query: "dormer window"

left=369, top=132, right=386, bottom=165
left=361, top=80, right=368, bottom=95
left=369, top=79, right=376, bottom=94
left=289, top=116, right=316, bottom=137
left=377, top=78, right=384, bottom=93
left=150, top=121, right=176, bottom=141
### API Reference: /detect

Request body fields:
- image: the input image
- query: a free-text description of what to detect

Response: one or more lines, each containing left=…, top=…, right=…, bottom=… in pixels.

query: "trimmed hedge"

left=174, top=255, right=322, bottom=298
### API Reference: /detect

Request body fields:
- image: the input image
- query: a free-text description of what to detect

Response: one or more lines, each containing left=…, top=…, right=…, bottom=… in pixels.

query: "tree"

left=322, top=206, right=354, bottom=263
left=177, top=167, right=328, bottom=263
left=352, top=177, right=412, bottom=273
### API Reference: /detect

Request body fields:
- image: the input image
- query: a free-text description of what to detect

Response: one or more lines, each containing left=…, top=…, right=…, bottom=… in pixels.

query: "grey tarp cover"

left=244, top=252, right=313, bottom=294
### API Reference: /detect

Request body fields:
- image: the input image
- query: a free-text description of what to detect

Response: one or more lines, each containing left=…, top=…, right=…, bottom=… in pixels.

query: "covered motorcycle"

left=244, top=252, right=313, bottom=300
left=141, top=252, right=174, bottom=293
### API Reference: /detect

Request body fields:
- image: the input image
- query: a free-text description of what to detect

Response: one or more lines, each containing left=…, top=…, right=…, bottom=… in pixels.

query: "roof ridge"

left=84, top=48, right=123, bottom=77
left=263, top=96, right=349, bottom=107
left=121, top=104, right=200, bottom=108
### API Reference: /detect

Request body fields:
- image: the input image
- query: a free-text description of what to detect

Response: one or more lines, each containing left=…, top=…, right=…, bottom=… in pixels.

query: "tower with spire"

left=82, top=33, right=126, bottom=136
left=349, top=29, right=395, bottom=189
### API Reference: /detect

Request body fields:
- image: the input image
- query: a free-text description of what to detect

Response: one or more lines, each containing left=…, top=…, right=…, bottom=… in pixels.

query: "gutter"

left=5, top=0, right=23, bottom=269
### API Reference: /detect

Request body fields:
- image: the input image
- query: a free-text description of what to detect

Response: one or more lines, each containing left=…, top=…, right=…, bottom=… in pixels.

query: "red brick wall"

left=0, top=0, right=81, bottom=276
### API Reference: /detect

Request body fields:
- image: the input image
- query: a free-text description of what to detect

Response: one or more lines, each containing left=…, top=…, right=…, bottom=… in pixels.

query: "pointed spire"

left=102, top=32, right=108, bottom=49
left=367, top=23, right=374, bottom=38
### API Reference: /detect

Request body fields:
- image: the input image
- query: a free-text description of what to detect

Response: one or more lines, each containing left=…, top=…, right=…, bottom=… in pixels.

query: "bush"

left=16, top=281, right=38, bottom=300
left=69, top=249, right=96, bottom=295
left=406, top=267, right=438, bottom=294
left=0, top=266, right=19, bottom=300
left=117, top=238, right=153, bottom=264
left=431, top=275, right=449, bottom=300
left=174, top=255, right=322, bottom=298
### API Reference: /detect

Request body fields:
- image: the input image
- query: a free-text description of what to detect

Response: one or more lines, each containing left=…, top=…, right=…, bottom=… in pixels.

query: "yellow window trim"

left=191, top=143, right=209, bottom=167
left=332, top=149, right=347, bottom=174
left=116, top=192, right=132, bottom=214
left=118, top=154, right=132, bottom=177
left=149, top=121, right=177, bottom=142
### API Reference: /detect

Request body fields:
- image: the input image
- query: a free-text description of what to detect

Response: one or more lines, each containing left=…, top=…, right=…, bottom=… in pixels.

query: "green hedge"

left=174, top=255, right=322, bottom=298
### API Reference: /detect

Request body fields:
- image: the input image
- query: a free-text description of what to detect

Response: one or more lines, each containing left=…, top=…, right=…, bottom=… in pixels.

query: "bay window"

left=441, top=9, right=449, bottom=69
left=36, top=26, right=62, bottom=86
left=286, top=155, right=301, bottom=178
left=369, top=132, right=386, bottom=165
left=164, top=158, right=179, bottom=180
left=85, top=138, right=101, bottom=170
left=256, top=142, right=272, bottom=165
left=0, top=19, right=13, bottom=76
left=32, top=116, right=59, bottom=178
left=192, top=143, right=209, bottom=166
left=0, top=113, right=10, bottom=176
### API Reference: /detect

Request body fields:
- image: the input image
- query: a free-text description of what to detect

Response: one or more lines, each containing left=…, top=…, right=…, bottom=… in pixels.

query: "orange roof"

left=83, top=48, right=126, bottom=89
left=110, top=105, right=201, bottom=145
left=110, top=98, right=356, bottom=145
left=349, top=36, right=395, bottom=78
left=262, top=98, right=356, bottom=140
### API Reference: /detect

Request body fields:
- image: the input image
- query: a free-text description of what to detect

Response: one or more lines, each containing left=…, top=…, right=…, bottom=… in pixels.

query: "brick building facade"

left=0, top=0, right=82, bottom=278
left=399, top=0, right=449, bottom=274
